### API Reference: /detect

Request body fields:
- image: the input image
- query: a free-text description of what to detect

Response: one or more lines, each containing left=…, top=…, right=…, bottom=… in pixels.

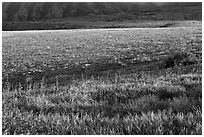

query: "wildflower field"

left=2, top=21, right=202, bottom=135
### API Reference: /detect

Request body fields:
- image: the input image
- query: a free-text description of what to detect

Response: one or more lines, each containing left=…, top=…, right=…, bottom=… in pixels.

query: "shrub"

left=163, top=52, right=194, bottom=68
left=170, top=97, right=191, bottom=113
left=91, top=87, right=141, bottom=105
left=154, top=81, right=186, bottom=100
left=183, top=83, right=202, bottom=99
left=117, top=95, right=160, bottom=114
left=48, top=94, right=72, bottom=104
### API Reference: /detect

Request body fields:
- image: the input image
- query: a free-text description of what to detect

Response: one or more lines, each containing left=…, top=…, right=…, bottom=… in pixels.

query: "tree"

left=94, top=2, right=106, bottom=14
left=17, top=3, right=29, bottom=21
left=5, top=2, right=21, bottom=21
left=38, top=2, right=53, bottom=20
left=50, top=3, right=63, bottom=18
left=62, top=3, right=74, bottom=17
left=72, top=2, right=91, bottom=16
left=2, top=3, right=9, bottom=21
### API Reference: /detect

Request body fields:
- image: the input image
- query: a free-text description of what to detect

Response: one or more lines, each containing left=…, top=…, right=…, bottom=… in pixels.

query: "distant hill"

left=3, top=2, right=202, bottom=21
left=2, top=2, right=202, bottom=30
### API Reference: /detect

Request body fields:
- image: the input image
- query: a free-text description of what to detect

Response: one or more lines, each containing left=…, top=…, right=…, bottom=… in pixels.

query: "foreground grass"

left=2, top=109, right=201, bottom=135
left=2, top=68, right=202, bottom=135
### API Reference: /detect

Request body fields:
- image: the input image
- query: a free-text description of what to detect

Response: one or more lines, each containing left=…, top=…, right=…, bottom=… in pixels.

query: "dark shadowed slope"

left=2, top=2, right=202, bottom=31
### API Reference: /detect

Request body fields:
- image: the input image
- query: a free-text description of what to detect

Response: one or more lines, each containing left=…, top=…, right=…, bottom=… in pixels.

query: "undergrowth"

left=2, top=68, right=202, bottom=135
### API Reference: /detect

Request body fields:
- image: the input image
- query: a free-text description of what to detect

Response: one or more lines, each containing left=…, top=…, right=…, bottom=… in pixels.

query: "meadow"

left=2, top=21, right=202, bottom=135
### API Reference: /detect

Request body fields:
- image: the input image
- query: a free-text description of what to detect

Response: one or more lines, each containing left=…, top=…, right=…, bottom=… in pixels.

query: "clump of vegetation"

left=163, top=52, right=196, bottom=69
left=153, top=81, right=186, bottom=100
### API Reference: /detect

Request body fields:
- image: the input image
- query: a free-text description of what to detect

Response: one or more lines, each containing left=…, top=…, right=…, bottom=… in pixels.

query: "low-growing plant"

left=154, top=81, right=186, bottom=100
left=170, top=97, right=191, bottom=114
left=163, top=52, right=195, bottom=68
left=183, top=83, right=202, bottom=99
left=91, top=87, right=139, bottom=105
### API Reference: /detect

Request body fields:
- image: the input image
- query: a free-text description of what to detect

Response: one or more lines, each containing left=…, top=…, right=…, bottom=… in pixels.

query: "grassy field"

left=2, top=19, right=202, bottom=31
left=2, top=21, right=202, bottom=135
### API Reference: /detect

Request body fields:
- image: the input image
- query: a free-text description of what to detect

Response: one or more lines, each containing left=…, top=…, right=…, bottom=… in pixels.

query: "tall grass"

left=2, top=69, right=202, bottom=135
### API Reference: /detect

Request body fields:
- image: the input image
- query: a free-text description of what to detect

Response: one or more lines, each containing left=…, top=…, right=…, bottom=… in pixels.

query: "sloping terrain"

left=2, top=21, right=201, bottom=88
left=2, top=21, right=202, bottom=135
left=2, top=2, right=202, bottom=30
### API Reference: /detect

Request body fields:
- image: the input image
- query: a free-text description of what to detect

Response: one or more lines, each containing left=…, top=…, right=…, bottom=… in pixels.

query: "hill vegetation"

left=2, top=2, right=202, bottom=31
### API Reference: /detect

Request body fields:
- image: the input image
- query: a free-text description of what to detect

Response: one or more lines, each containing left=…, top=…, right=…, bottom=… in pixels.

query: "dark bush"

left=155, top=85, right=185, bottom=100
left=163, top=52, right=193, bottom=68
left=183, top=84, right=202, bottom=99
left=170, top=97, right=191, bottom=113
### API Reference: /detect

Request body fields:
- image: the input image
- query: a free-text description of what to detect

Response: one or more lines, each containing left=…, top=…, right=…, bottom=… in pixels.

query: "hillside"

left=2, top=2, right=202, bottom=31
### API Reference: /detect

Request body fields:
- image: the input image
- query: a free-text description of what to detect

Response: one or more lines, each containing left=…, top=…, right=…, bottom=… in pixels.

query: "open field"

left=2, top=21, right=202, bottom=87
left=2, top=21, right=202, bottom=135
left=3, top=19, right=202, bottom=31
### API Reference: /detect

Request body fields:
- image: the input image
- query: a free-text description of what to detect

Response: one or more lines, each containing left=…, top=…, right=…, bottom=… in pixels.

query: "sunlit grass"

left=2, top=70, right=202, bottom=134
left=2, top=22, right=202, bottom=134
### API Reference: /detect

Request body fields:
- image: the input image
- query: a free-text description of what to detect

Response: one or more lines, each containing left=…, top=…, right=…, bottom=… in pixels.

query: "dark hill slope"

left=2, top=2, right=202, bottom=31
